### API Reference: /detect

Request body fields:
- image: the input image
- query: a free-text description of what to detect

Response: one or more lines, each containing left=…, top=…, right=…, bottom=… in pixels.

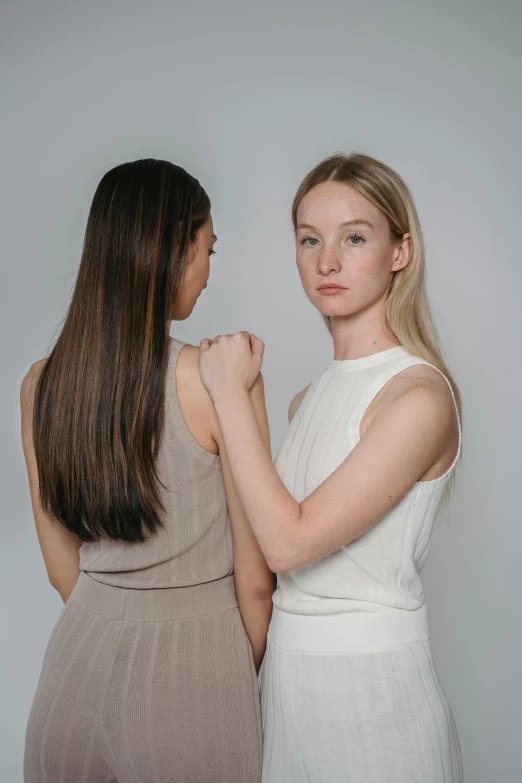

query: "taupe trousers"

left=24, top=572, right=262, bottom=783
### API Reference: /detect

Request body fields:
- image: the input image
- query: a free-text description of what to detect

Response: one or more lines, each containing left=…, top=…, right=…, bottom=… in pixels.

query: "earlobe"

left=392, top=256, right=409, bottom=272
left=390, top=252, right=404, bottom=273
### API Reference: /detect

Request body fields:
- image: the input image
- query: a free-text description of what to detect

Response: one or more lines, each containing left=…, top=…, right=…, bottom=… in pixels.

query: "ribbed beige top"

left=79, top=338, right=233, bottom=589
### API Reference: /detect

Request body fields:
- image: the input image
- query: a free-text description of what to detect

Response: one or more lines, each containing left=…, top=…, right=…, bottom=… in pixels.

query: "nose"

left=317, top=247, right=342, bottom=276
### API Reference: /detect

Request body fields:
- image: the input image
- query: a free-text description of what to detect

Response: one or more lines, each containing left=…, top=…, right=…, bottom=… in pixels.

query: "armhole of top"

left=289, top=382, right=314, bottom=424
left=347, top=357, right=462, bottom=492
left=165, top=337, right=221, bottom=467
left=289, top=377, right=319, bottom=430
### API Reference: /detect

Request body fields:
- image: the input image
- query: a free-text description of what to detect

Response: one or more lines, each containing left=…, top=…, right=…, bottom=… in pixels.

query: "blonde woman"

left=199, top=153, right=463, bottom=782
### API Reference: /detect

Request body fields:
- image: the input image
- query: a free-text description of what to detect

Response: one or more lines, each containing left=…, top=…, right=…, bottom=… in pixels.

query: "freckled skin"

left=295, top=182, right=411, bottom=323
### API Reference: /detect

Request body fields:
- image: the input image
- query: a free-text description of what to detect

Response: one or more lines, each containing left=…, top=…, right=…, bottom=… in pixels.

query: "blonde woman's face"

left=171, top=216, right=216, bottom=320
left=295, top=182, right=410, bottom=319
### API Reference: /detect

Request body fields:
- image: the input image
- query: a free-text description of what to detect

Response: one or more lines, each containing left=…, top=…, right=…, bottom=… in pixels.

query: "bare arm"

left=178, top=345, right=275, bottom=670
left=217, top=376, right=275, bottom=670
left=200, top=335, right=459, bottom=574
left=20, top=363, right=81, bottom=602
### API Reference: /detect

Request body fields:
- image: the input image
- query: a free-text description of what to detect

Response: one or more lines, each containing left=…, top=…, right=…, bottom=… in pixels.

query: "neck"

left=329, top=301, right=399, bottom=361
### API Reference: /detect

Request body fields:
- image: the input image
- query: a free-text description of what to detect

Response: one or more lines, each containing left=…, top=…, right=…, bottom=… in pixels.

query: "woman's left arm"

left=201, top=334, right=456, bottom=574
left=21, top=364, right=82, bottom=602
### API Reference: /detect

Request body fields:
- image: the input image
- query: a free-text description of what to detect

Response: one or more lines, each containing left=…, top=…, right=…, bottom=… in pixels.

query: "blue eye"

left=348, top=233, right=364, bottom=245
left=301, top=237, right=319, bottom=246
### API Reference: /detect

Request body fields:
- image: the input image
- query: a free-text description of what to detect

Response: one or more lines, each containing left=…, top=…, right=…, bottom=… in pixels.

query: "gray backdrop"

left=2, top=1, right=521, bottom=781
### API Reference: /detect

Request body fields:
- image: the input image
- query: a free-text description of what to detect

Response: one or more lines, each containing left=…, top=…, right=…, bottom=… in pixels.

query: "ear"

left=391, top=232, right=412, bottom=272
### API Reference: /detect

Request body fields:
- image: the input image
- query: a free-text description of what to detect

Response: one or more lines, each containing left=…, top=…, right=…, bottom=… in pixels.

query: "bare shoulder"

left=174, top=341, right=220, bottom=452
left=175, top=340, right=267, bottom=453
left=372, top=363, right=458, bottom=437
left=389, top=364, right=455, bottom=408
left=175, top=342, right=214, bottom=411
left=175, top=341, right=201, bottom=380
left=289, top=384, right=311, bottom=424
left=20, top=359, right=47, bottom=410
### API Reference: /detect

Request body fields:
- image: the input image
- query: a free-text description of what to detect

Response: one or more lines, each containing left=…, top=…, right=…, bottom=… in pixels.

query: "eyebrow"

left=297, top=220, right=374, bottom=231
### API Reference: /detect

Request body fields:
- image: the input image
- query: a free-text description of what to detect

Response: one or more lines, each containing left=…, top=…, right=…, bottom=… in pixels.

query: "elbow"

left=265, top=553, right=283, bottom=574
left=268, top=561, right=290, bottom=575
left=234, top=571, right=276, bottom=601
left=264, top=509, right=306, bottom=574
left=48, top=575, right=66, bottom=602
left=263, top=536, right=303, bottom=574
left=48, top=573, right=65, bottom=597
left=235, top=582, right=275, bottom=610
left=48, top=570, right=60, bottom=591
left=265, top=539, right=311, bottom=573
left=252, top=584, right=277, bottom=602
left=47, top=569, right=76, bottom=602
left=239, top=579, right=276, bottom=601
left=265, top=550, right=296, bottom=575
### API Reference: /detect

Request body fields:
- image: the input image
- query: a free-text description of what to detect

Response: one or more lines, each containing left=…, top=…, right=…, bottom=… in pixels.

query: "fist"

left=199, top=331, right=265, bottom=402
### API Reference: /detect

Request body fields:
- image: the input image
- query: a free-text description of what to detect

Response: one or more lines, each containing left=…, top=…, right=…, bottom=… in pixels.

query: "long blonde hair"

left=292, top=153, right=462, bottom=504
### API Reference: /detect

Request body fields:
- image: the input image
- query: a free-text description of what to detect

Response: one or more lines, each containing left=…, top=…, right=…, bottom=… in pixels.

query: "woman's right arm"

left=20, top=363, right=81, bottom=603
left=218, top=374, right=275, bottom=671
left=177, top=344, right=275, bottom=670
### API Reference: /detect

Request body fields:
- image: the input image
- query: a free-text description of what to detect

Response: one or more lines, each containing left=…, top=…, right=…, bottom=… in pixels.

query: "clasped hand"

left=199, top=331, right=264, bottom=402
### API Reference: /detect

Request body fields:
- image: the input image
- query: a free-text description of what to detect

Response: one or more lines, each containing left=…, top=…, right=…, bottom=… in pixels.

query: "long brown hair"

left=34, top=159, right=210, bottom=542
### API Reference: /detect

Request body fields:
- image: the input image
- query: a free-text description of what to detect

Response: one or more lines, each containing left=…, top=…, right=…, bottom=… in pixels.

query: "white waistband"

left=268, top=603, right=430, bottom=653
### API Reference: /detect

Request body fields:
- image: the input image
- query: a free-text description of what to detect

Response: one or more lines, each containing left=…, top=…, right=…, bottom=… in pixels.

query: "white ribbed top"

left=272, top=346, right=461, bottom=616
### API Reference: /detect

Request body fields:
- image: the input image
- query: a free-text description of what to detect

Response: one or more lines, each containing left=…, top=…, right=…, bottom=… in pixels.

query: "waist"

left=70, top=572, right=238, bottom=621
left=268, top=603, right=430, bottom=653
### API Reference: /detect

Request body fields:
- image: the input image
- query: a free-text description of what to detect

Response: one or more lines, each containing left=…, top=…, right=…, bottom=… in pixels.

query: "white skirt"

left=258, top=605, right=463, bottom=783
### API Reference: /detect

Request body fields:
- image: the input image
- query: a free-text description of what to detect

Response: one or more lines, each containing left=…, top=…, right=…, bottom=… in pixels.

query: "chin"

left=172, top=297, right=198, bottom=321
left=313, top=292, right=362, bottom=320
left=171, top=301, right=196, bottom=321
left=312, top=300, right=350, bottom=319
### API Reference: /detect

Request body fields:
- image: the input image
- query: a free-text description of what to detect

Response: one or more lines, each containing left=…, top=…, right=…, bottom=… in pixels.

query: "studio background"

left=2, top=1, right=521, bottom=780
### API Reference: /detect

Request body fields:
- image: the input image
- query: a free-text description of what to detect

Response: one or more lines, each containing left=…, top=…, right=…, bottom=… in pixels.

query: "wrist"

left=213, top=386, right=251, bottom=413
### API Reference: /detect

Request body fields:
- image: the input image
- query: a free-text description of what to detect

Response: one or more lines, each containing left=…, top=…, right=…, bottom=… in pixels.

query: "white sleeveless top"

left=272, top=345, right=461, bottom=617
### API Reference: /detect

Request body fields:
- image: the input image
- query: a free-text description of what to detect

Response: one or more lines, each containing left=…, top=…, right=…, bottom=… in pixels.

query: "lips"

left=318, top=284, right=346, bottom=295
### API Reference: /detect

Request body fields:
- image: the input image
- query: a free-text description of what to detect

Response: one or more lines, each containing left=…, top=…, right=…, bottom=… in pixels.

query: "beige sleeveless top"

left=79, top=338, right=233, bottom=589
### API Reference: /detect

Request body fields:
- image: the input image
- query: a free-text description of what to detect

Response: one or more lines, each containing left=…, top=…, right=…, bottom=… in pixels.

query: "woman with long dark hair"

left=199, top=153, right=463, bottom=782
left=21, top=159, right=273, bottom=783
